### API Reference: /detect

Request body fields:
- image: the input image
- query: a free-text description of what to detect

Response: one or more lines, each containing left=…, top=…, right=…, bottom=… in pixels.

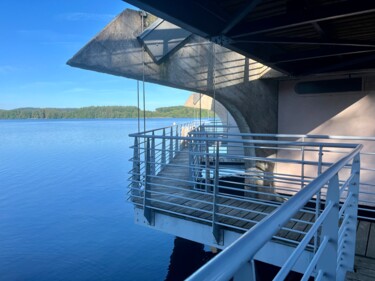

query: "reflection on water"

left=0, top=119, right=312, bottom=280
left=0, top=119, right=193, bottom=281
left=165, top=237, right=216, bottom=281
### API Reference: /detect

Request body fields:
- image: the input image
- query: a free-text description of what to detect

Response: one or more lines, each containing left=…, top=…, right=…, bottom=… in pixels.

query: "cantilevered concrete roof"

left=67, top=9, right=280, bottom=136
left=124, top=0, right=375, bottom=76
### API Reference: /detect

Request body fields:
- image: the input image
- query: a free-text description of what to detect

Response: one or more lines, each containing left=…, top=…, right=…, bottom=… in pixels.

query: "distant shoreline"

left=0, top=106, right=213, bottom=119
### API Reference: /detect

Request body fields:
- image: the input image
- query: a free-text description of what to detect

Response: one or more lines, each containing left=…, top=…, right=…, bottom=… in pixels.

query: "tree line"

left=0, top=106, right=214, bottom=119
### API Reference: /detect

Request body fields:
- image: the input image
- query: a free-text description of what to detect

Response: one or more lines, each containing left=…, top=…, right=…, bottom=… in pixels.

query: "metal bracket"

left=211, top=35, right=233, bottom=46
left=213, top=225, right=224, bottom=245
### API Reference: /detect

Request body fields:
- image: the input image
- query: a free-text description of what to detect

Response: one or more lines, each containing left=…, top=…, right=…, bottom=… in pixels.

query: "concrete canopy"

left=68, top=9, right=279, bottom=135
left=124, top=0, right=375, bottom=76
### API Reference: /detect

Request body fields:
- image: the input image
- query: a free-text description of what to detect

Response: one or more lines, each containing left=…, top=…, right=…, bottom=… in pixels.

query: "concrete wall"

left=278, top=78, right=373, bottom=136
left=185, top=93, right=245, bottom=156
left=277, top=76, right=375, bottom=204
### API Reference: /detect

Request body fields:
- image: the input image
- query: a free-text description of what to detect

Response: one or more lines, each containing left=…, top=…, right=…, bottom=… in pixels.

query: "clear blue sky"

left=0, top=0, right=191, bottom=110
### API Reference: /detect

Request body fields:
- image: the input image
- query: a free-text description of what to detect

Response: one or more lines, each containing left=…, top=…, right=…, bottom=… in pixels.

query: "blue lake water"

left=0, top=118, right=207, bottom=281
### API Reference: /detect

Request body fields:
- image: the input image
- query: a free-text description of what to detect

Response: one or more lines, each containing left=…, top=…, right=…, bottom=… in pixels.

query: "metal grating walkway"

left=346, top=221, right=375, bottom=280
left=132, top=149, right=375, bottom=280
left=132, top=149, right=316, bottom=245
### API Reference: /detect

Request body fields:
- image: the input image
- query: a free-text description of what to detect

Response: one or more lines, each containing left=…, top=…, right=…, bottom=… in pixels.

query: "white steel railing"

left=186, top=143, right=361, bottom=281
left=129, top=121, right=199, bottom=189
left=128, top=122, right=363, bottom=280
left=195, top=127, right=375, bottom=221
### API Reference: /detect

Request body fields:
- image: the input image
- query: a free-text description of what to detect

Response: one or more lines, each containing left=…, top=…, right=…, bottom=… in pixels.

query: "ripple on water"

left=0, top=119, right=200, bottom=281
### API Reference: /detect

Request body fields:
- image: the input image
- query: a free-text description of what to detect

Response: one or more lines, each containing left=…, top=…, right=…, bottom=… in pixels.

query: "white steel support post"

left=339, top=154, right=360, bottom=276
left=151, top=132, right=155, bottom=176
left=144, top=138, right=154, bottom=225
left=194, top=129, right=203, bottom=166
left=301, top=137, right=305, bottom=189
left=233, top=260, right=256, bottom=281
left=132, top=137, right=140, bottom=197
left=212, top=141, right=222, bottom=245
left=175, top=125, right=179, bottom=154
left=169, top=127, right=173, bottom=162
left=188, top=132, right=194, bottom=184
left=205, top=134, right=210, bottom=192
left=314, top=145, right=323, bottom=253
left=317, top=173, right=339, bottom=281
left=161, top=129, right=166, bottom=169
left=199, top=124, right=205, bottom=166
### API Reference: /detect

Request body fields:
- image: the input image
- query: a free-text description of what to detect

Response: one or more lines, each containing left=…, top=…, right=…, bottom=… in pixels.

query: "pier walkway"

left=132, top=148, right=375, bottom=280
left=132, top=148, right=316, bottom=244
left=129, top=123, right=375, bottom=280
left=347, top=220, right=375, bottom=281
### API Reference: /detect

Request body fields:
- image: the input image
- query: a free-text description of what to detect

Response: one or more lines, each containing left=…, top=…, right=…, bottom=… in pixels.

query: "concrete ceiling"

left=124, top=0, right=375, bottom=76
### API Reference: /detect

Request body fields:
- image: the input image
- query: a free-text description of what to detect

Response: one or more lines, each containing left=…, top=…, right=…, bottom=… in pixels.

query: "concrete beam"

left=134, top=207, right=314, bottom=275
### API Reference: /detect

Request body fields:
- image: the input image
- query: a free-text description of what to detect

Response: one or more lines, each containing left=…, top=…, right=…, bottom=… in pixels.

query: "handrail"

left=129, top=122, right=364, bottom=279
left=129, top=133, right=359, bottom=149
left=186, top=144, right=362, bottom=281
left=185, top=128, right=375, bottom=141
left=132, top=125, right=375, bottom=221
left=129, top=120, right=200, bottom=137
left=189, top=130, right=375, bottom=221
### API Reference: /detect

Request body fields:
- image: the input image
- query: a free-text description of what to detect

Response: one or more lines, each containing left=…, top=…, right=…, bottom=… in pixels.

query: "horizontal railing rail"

left=128, top=122, right=363, bottom=280
left=185, top=128, right=375, bottom=221
left=186, top=144, right=361, bottom=281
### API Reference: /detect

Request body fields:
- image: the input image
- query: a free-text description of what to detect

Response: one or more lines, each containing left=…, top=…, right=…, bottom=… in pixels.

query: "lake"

left=0, top=119, right=212, bottom=281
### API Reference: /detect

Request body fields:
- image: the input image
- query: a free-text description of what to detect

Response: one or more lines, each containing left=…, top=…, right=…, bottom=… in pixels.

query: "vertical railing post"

left=144, top=138, right=153, bottom=225
left=189, top=132, right=194, bottom=184
left=174, top=125, right=178, bottom=153
left=176, top=125, right=181, bottom=151
left=212, top=141, right=222, bottom=245
left=233, top=260, right=256, bottom=281
left=314, top=145, right=323, bottom=253
left=161, top=128, right=166, bottom=169
left=169, top=127, right=173, bottom=162
left=205, top=133, right=210, bottom=193
left=199, top=125, right=205, bottom=164
left=132, top=137, right=141, bottom=198
left=339, top=154, right=360, bottom=275
left=200, top=123, right=204, bottom=133
left=317, top=173, right=339, bottom=281
left=301, top=137, right=305, bottom=189
left=150, top=132, right=156, bottom=176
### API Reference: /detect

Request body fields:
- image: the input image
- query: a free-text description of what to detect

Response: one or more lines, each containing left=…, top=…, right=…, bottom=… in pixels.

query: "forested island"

left=0, top=106, right=213, bottom=119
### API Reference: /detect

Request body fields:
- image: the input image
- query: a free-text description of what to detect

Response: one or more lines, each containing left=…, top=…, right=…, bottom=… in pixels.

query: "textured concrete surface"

left=185, top=93, right=245, bottom=157
left=184, top=93, right=237, bottom=129
left=67, top=9, right=279, bottom=138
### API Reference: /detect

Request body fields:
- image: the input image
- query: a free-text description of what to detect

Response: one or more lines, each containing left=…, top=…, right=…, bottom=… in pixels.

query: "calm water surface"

left=0, top=118, right=204, bottom=281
